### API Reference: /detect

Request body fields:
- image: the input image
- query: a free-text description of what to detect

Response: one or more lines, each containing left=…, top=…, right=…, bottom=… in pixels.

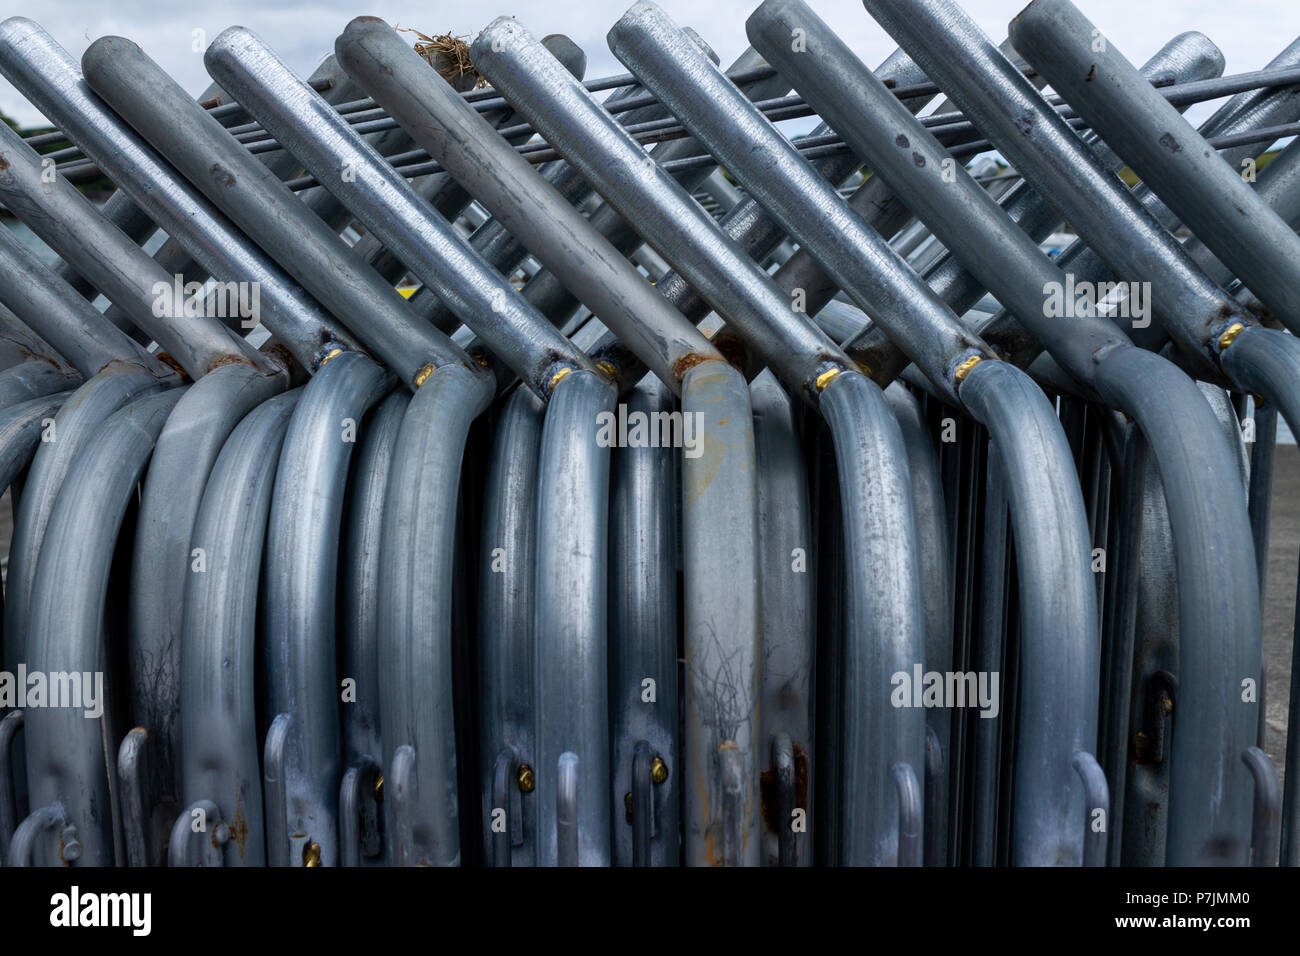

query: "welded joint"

left=1217, top=322, right=1247, bottom=352
left=7, top=802, right=75, bottom=867
left=1134, top=671, right=1176, bottom=766
left=340, top=755, right=384, bottom=866
left=491, top=748, right=525, bottom=867
left=168, top=798, right=231, bottom=867
left=952, top=353, right=984, bottom=385
left=549, top=366, right=573, bottom=391
left=814, top=367, right=842, bottom=392
left=629, top=741, right=658, bottom=866
left=772, top=733, right=796, bottom=867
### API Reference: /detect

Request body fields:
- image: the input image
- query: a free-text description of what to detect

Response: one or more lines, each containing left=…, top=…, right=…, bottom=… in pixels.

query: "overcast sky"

left=1, top=0, right=1297, bottom=128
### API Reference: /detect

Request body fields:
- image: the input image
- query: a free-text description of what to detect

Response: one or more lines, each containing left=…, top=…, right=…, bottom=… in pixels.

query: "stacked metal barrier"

left=0, top=0, right=1296, bottom=866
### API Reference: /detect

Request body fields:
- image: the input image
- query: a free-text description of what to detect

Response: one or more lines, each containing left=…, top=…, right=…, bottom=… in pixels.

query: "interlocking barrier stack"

left=0, top=0, right=1297, bottom=868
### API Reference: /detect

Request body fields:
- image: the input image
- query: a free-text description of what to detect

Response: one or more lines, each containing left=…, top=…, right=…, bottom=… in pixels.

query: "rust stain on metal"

left=1131, top=731, right=1148, bottom=762
left=758, top=743, right=809, bottom=834
left=16, top=345, right=63, bottom=371
left=260, top=341, right=302, bottom=383
left=684, top=432, right=726, bottom=505
left=227, top=788, right=249, bottom=861
left=209, top=163, right=236, bottom=187
left=1144, top=800, right=1160, bottom=843
left=206, top=353, right=257, bottom=373
left=155, top=352, right=191, bottom=381
left=1085, top=64, right=1096, bottom=82
left=671, top=351, right=713, bottom=381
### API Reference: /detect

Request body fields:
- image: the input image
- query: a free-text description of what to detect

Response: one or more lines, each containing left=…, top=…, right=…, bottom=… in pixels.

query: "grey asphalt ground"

left=1263, top=443, right=1297, bottom=782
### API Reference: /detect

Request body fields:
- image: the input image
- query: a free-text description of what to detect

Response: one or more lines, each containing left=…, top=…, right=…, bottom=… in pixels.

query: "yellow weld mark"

left=954, top=355, right=982, bottom=384
left=1218, top=323, right=1245, bottom=350
left=814, top=368, right=841, bottom=391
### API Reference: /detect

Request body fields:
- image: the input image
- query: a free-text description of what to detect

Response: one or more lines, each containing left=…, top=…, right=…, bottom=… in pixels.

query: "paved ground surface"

left=0, top=443, right=1294, bottom=775
left=1263, top=444, right=1297, bottom=782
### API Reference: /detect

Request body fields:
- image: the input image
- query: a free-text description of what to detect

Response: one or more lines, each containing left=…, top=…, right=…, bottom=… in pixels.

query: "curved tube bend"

left=129, top=362, right=287, bottom=854
left=7, top=802, right=71, bottom=867
left=533, top=370, right=617, bottom=866
left=24, top=387, right=186, bottom=865
left=1094, top=345, right=1260, bottom=864
left=958, top=359, right=1098, bottom=866
left=820, top=370, right=927, bottom=866
left=1219, top=325, right=1300, bottom=866
left=0, top=361, right=83, bottom=412
left=609, top=376, right=679, bottom=867
left=378, top=363, right=495, bottom=867
left=181, top=388, right=302, bottom=867
left=265, top=352, right=390, bottom=867
left=340, top=391, right=410, bottom=772
left=752, top=371, right=814, bottom=866
left=4, top=363, right=165, bottom=683
left=885, top=381, right=952, bottom=860
left=0, top=391, right=72, bottom=499
left=479, top=385, right=546, bottom=866
left=678, top=362, right=761, bottom=866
